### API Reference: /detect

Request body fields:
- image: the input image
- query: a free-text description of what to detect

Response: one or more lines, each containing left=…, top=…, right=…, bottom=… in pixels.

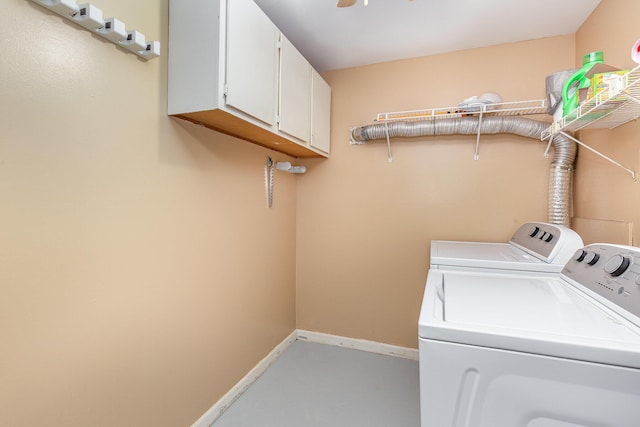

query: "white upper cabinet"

left=278, top=35, right=311, bottom=143
left=225, top=0, right=279, bottom=126
left=167, top=0, right=330, bottom=158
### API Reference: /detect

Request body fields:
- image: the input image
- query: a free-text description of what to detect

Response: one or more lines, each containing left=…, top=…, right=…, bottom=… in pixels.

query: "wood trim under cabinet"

left=173, top=110, right=327, bottom=158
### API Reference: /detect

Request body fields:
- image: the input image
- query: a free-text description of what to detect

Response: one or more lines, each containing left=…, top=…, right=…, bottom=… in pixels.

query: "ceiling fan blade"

left=336, top=0, right=357, bottom=7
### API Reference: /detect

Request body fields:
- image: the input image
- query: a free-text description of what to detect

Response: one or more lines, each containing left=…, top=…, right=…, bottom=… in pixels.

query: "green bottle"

left=561, top=51, right=604, bottom=117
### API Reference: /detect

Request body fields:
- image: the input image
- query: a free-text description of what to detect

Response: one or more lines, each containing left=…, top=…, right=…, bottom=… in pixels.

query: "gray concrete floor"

left=212, top=340, right=420, bottom=427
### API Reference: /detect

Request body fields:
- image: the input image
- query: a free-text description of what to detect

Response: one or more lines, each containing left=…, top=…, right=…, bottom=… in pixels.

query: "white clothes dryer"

left=419, top=243, right=640, bottom=427
left=430, top=221, right=584, bottom=274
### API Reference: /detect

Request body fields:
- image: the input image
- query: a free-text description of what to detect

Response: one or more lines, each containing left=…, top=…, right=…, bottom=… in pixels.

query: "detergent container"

left=561, top=51, right=604, bottom=117
left=633, top=39, right=640, bottom=64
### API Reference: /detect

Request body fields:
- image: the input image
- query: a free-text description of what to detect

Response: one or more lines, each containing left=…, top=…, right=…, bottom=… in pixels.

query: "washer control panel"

left=510, top=222, right=584, bottom=264
left=562, top=243, right=640, bottom=319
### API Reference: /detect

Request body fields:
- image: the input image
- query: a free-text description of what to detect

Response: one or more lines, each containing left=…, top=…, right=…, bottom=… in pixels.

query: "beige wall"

left=0, top=1, right=296, bottom=426
left=574, top=0, right=640, bottom=245
left=3, top=0, right=631, bottom=424
left=296, top=36, right=577, bottom=348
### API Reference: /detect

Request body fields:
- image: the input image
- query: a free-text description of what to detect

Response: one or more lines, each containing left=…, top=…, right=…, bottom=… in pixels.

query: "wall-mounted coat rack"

left=29, top=0, right=160, bottom=60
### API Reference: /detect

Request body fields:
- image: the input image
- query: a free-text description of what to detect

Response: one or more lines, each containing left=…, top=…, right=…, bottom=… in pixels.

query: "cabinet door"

left=279, top=36, right=311, bottom=143
left=225, top=0, right=279, bottom=126
left=310, top=70, right=331, bottom=154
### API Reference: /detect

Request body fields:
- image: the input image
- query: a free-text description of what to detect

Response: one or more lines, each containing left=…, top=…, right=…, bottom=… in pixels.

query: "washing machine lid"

left=430, top=241, right=560, bottom=273
left=419, top=269, right=640, bottom=368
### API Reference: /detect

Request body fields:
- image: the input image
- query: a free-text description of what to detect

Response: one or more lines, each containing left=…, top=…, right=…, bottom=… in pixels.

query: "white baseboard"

left=296, top=329, right=419, bottom=360
left=191, top=329, right=297, bottom=427
left=192, top=329, right=418, bottom=426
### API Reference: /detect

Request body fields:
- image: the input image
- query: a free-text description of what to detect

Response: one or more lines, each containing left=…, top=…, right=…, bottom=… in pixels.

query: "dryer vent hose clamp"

left=350, top=116, right=576, bottom=226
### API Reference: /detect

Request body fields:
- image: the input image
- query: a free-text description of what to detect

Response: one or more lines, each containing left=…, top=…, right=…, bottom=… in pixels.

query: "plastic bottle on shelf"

left=632, top=39, right=640, bottom=64
left=561, top=51, right=604, bottom=117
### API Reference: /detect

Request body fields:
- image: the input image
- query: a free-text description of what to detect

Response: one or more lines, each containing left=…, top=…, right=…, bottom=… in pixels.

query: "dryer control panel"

left=510, top=222, right=583, bottom=265
left=562, top=243, right=640, bottom=321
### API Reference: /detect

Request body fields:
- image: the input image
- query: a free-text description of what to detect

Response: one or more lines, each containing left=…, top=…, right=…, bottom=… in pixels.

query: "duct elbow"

left=350, top=126, right=369, bottom=143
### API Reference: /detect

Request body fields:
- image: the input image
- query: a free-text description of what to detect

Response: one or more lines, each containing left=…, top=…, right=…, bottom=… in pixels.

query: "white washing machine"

left=431, top=222, right=584, bottom=274
left=419, top=243, right=640, bottom=427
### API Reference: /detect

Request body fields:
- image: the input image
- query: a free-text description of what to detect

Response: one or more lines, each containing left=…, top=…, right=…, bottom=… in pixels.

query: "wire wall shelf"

left=541, top=65, right=640, bottom=140
left=375, top=99, right=548, bottom=123
left=363, top=68, right=640, bottom=178
left=371, top=99, right=548, bottom=161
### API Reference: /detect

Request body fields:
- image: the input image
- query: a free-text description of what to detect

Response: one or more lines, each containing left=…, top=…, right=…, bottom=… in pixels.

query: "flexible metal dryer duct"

left=350, top=116, right=576, bottom=226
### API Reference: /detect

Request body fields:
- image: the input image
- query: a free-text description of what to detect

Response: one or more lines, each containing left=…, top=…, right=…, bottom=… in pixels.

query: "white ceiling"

left=253, top=0, right=601, bottom=72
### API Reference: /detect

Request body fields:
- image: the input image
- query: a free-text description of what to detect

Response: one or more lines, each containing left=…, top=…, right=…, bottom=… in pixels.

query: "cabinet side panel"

left=311, top=70, right=331, bottom=154
left=168, top=0, right=221, bottom=114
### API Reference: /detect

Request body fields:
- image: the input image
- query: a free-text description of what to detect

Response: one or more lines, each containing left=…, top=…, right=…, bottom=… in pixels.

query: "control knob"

left=584, top=252, right=600, bottom=266
left=573, top=249, right=587, bottom=262
left=604, top=254, right=631, bottom=277
left=529, top=226, right=540, bottom=238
